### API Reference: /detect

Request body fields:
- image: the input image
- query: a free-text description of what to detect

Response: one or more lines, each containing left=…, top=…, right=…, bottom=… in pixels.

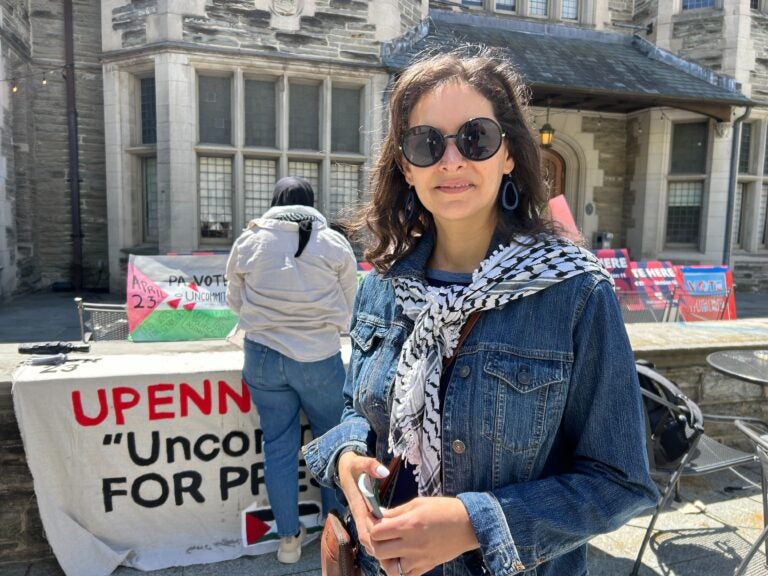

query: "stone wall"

left=0, top=0, right=31, bottom=301
left=399, top=0, right=424, bottom=30
left=751, top=14, right=768, bottom=103
left=732, top=255, right=768, bottom=292
left=631, top=0, right=656, bottom=21
left=608, top=0, right=636, bottom=23
left=105, top=0, right=424, bottom=62
left=672, top=12, right=725, bottom=72
left=10, top=0, right=108, bottom=293
left=582, top=115, right=628, bottom=247
left=0, top=382, right=49, bottom=562
left=622, top=117, right=642, bottom=251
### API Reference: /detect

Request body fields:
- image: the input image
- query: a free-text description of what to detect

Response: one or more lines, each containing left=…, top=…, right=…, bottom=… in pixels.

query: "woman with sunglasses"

left=304, top=48, right=656, bottom=576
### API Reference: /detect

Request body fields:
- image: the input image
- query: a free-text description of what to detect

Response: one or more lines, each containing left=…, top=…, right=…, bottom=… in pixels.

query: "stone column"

left=154, top=52, right=198, bottom=253
left=102, top=63, right=135, bottom=294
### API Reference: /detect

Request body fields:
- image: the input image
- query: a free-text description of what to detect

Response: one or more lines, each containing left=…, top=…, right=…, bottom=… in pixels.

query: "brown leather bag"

left=321, top=509, right=359, bottom=576
left=320, top=311, right=481, bottom=576
left=320, top=455, right=400, bottom=576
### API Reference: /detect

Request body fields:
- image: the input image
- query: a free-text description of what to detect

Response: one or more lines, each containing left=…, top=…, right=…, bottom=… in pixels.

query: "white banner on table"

left=12, top=352, right=322, bottom=576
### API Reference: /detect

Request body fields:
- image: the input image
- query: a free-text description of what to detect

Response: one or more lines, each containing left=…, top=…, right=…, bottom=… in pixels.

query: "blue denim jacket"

left=303, top=234, right=658, bottom=576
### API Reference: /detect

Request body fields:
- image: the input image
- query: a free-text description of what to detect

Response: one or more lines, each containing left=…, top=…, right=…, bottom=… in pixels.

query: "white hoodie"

left=225, top=205, right=358, bottom=362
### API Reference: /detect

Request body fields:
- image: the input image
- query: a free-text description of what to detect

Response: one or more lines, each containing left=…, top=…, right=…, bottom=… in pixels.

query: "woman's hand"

left=336, top=451, right=391, bottom=553
left=368, top=496, right=480, bottom=576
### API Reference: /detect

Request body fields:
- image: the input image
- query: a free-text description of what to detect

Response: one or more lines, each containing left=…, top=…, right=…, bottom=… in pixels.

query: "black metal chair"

left=616, top=290, right=678, bottom=323
left=631, top=361, right=760, bottom=576
left=74, top=297, right=129, bottom=342
left=733, top=419, right=768, bottom=575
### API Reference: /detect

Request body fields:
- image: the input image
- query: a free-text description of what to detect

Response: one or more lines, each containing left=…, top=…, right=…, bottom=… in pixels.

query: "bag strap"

left=443, top=311, right=481, bottom=370
left=379, top=310, right=482, bottom=499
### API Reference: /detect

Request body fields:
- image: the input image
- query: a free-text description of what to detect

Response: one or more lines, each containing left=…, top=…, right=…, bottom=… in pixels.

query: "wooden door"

left=541, top=148, right=565, bottom=199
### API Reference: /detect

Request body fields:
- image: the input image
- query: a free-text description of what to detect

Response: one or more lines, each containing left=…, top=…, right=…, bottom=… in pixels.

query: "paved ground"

left=2, top=467, right=767, bottom=576
left=0, top=290, right=767, bottom=575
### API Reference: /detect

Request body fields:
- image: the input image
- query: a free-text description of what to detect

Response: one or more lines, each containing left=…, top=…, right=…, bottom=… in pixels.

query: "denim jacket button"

left=517, top=367, right=531, bottom=385
left=458, top=365, right=471, bottom=378
left=451, top=439, right=466, bottom=454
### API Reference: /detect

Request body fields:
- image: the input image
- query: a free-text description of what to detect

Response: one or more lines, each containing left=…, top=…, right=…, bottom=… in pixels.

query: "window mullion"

left=323, top=78, right=332, bottom=215
left=279, top=74, right=288, bottom=178
left=234, top=69, right=244, bottom=233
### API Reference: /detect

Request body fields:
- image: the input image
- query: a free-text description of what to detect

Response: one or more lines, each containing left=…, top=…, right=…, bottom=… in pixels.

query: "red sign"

left=673, top=266, right=736, bottom=321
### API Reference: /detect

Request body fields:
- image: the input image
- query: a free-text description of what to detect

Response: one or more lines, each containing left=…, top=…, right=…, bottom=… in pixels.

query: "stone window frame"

left=734, top=117, right=768, bottom=253
left=194, top=67, right=370, bottom=246
left=125, top=69, right=159, bottom=246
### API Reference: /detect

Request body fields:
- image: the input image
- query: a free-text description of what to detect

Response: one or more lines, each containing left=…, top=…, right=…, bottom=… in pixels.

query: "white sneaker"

left=277, top=523, right=306, bottom=564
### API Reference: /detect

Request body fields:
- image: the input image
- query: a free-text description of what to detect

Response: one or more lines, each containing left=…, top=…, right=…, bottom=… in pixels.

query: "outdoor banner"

left=594, top=248, right=635, bottom=292
left=674, top=265, right=737, bottom=321
left=12, top=353, right=322, bottom=576
left=629, top=260, right=680, bottom=310
left=127, top=255, right=237, bottom=341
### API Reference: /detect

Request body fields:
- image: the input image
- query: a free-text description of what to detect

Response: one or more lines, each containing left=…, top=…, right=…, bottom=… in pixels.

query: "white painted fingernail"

left=375, top=464, right=390, bottom=477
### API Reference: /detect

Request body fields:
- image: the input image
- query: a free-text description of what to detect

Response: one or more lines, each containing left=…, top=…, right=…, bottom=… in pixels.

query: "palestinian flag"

left=242, top=502, right=323, bottom=547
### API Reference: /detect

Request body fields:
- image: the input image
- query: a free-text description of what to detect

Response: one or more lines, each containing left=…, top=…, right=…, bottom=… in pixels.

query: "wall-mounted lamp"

left=539, top=103, right=555, bottom=148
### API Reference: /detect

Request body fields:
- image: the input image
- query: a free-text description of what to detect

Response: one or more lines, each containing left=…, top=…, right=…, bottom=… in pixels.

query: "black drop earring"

left=405, top=188, right=416, bottom=221
left=501, top=176, right=520, bottom=211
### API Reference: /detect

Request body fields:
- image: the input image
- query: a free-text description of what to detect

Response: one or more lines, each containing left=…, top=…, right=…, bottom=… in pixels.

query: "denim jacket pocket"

left=482, top=351, right=569, bottom=462
left=349, top=312, right=389, bottom=351
left=348, top=314, right=410, bottom=436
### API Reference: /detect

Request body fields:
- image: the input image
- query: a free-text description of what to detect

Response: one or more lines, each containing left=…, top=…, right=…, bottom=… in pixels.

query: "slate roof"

left=382, top=11, right=752, bottom=121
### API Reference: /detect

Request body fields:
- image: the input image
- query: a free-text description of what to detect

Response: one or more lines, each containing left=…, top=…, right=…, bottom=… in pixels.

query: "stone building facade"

left=1, top=0, right=107, bottom=299
left=1, top=0, right=767, bottom=297
left=0, top=0, right=30, bottom=299
left=98, top=0, right=425, bottom=294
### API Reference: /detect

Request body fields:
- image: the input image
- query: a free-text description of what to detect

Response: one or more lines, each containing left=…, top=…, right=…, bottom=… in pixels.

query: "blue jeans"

left=243, top=338, right=345, bottom=537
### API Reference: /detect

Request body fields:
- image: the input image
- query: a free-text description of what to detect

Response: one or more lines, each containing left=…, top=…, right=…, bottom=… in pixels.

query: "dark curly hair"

left=350, top=46, right=554, bottom=273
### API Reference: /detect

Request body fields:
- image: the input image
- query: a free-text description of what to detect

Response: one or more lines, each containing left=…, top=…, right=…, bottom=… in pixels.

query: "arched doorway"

left=541, top=148, right=566, bottom=199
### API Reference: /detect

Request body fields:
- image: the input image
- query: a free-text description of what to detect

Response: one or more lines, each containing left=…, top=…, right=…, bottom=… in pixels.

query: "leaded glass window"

left=199, top=157, right=233, bottom=240
left=666, top=181, right=703, bottom=244
left=289, top=83, right=320, bottom=150
left=739, top=123, right=752, bottom=174
left=245, top=79, right=276, bottom=148
left=199, top=76, right=232, bottom=145
left=671, top=122, right=708, bottom=174
left=329, top=163, right=363, bottom=221
left=530, top=0, right=548, bottom=15
left=244, top=159, right=277, bottom=222
left=562, top=0, right=578, bottom=19
left=733, top=183, right=744, bottom=248
left=682, top=0, right=715, bottom=9
left=140, top=77, right=156, bottom=145
left=142, top=157, right=158, bottom=242
left=332, top=86, right=362, bottom=153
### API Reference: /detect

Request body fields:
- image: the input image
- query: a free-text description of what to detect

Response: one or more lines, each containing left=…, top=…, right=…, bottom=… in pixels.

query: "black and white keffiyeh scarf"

left=387, top=235, right=612, bottom=496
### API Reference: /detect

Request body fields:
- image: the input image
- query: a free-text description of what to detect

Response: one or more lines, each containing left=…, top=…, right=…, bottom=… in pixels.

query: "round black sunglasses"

left=399, top=117, right=506, bottom=168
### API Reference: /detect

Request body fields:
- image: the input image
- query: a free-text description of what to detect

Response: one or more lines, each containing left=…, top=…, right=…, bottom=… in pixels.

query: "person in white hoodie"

left=226, top=176, right=358, bottom=564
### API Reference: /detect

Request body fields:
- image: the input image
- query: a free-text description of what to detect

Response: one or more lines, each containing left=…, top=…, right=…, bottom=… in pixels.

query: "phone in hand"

left=357, top=473, right=383, bottom=518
